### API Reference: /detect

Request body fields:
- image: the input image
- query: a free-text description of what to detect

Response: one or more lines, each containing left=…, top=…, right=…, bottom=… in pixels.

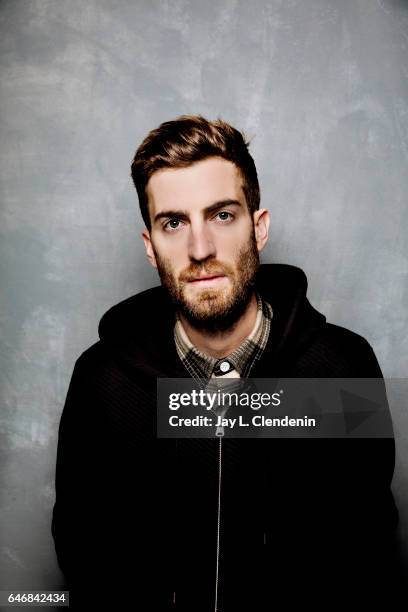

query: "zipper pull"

left=216, top=425, right=224, bottom=437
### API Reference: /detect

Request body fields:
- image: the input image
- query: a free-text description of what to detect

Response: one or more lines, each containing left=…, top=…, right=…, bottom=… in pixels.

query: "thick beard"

left=153, top=230, right=260, bottom=334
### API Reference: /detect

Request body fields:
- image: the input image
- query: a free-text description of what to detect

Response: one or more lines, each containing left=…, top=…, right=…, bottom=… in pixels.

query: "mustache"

left=179, top=261, right=234, bottom=282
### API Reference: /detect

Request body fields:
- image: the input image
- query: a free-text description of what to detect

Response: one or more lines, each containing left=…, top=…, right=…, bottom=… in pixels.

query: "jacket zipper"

left=214, top=436, right=223, bottom=612
left=173, top=435, right=223, bottom=610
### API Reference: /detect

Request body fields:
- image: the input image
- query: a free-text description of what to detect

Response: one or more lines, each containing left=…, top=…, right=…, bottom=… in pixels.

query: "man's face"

left=142, top=157, right=269, bottom=332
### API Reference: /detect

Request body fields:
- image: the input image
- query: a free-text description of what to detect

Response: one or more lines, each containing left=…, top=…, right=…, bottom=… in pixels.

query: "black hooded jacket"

left=51, top=264, right=402, bottom=610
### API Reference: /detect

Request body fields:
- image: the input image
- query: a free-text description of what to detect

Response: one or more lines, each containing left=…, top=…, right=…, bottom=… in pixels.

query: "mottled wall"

left=1, top=0, right=408, bottom=594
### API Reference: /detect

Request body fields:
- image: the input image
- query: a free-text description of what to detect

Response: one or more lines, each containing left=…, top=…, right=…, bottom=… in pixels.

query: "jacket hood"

left=98, top=263, right=327, bottom=376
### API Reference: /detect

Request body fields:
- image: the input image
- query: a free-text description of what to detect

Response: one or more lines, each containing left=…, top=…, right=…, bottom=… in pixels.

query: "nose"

left=187, top=221, right=216, bottom=262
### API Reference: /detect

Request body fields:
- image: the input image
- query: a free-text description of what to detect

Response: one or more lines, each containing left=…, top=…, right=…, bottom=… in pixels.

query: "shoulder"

left=70, top=285, right=173, bottom=371
left=66, top=341, right=119, bottom=394
left=98, top=285, right=173, bottom=343
left=299, top=323, right=384, bottom=377
left=74, top=340, right=107, bottom=371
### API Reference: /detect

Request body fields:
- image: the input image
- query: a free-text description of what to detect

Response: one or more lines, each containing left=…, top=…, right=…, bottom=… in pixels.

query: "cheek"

left=216, top=238, right=237, bottom=259
left=215, top=223, right=252, bottom=252
left=153, top=237, right=188, bottom=271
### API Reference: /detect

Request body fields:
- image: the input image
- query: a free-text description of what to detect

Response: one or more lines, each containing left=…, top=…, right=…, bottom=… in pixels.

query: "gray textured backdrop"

left=1, top=0, right=408, bottom=595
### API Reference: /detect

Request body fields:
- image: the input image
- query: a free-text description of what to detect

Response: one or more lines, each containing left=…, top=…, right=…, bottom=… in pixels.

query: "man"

left=52, top=115, right=402, bottom=610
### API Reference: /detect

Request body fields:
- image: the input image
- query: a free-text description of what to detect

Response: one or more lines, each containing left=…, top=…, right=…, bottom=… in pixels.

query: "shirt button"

left=219, top=361, right=231, bottom=373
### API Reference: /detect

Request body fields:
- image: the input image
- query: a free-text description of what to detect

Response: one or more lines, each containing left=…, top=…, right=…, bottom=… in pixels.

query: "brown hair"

left=130, top=115, right=260, bottom=230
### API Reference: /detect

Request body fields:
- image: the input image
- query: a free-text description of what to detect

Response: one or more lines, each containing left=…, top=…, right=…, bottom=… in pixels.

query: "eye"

left=215, top=211, right=234, bottom=222
left=163, top=218, right=183, bottom=231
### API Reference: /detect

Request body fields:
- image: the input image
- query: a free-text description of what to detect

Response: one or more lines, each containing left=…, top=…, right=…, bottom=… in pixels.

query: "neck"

left=179, top=292, right=258, bottom=359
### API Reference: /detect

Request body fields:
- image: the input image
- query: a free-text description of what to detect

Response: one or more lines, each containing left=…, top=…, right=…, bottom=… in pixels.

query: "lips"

left=189, top=275, right=224, bottom=282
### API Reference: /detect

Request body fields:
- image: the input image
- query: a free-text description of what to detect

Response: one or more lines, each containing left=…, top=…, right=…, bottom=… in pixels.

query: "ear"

left=142, top=228, right=158, bottom=268
left=253, top=208, right=270, bottom=252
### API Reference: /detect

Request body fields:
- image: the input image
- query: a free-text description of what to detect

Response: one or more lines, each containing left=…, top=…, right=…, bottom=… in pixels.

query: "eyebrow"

left=153, top=199, right=243, bottom=225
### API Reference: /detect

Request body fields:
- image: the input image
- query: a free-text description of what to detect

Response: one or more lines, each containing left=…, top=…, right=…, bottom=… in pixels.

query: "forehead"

left=146, top=157, right=245, bottom=214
